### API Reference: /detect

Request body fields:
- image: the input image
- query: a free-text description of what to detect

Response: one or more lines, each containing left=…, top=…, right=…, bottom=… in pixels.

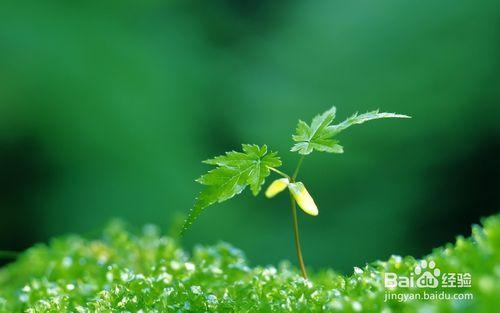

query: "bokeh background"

left=1, top=1, right=499, bottom=273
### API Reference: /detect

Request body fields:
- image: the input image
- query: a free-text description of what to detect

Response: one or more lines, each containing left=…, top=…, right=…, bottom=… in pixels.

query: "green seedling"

left=181, top=106, right=410, bottom=279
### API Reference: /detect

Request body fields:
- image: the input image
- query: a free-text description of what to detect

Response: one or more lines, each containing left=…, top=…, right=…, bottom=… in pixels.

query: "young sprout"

left=265, top=177, right=318, bottom=216
left=181, top=106, right=410, bottom=279
left=265, top=178, right=289, bottom=198
left=287, top=182, right=318, bottom=216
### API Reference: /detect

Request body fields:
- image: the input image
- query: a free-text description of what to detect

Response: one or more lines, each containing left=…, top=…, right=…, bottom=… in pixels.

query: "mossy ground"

left=0, top=215, right=499, bottom=312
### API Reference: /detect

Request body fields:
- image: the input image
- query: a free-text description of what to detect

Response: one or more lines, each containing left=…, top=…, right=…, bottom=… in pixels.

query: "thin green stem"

left=289, top=155, right=308, bottom=279
left=268, top=167, right=290, bottom=180
left=289, top=192, right=308, bottom=279
left=292, top=155, right=305, bottom=180
left=270, top=157, right=309, bottom=279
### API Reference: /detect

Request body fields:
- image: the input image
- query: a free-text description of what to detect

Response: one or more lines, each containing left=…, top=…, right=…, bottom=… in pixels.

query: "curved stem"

left=289, top=192, right=308, bottom=279
left=290, top=154, right=308, bottom=279
left=271, top=156, right=309, bottom=279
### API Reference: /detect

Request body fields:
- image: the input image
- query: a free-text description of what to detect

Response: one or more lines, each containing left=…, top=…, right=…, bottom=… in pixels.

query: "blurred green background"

left=1, top=0, right=499, bottom=273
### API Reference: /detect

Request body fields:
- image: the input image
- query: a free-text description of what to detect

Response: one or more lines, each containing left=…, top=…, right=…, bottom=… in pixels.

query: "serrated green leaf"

left=291, top=107, right=410, bottom=155
left=323, top=110, right=410, bottom=138
left=291, top=106, right=338, bottom=155
left=181, top=144, right=281, bottom=235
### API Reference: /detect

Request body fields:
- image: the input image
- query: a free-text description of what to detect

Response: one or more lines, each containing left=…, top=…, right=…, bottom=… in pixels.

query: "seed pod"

left=265, top=178, right=289, bottom=198
left=288, top=182, right=318, bottom=216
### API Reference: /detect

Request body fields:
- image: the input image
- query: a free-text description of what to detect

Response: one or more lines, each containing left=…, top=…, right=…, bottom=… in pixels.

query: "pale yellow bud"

left=288, top=182, right=318, bottom=216
left=265, top=178, right=289, bottom=198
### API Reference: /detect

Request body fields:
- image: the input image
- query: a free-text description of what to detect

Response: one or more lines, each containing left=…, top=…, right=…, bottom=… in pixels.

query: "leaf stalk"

left=268, top=167, right=290, bottom=180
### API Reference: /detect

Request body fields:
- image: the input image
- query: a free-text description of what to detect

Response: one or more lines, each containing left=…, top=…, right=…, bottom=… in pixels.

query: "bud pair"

left=265, top=178, right=318, bottom=216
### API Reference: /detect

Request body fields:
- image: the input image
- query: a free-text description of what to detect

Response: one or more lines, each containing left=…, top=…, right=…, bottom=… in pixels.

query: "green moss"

left=1, top=215, right=499, bottom=312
